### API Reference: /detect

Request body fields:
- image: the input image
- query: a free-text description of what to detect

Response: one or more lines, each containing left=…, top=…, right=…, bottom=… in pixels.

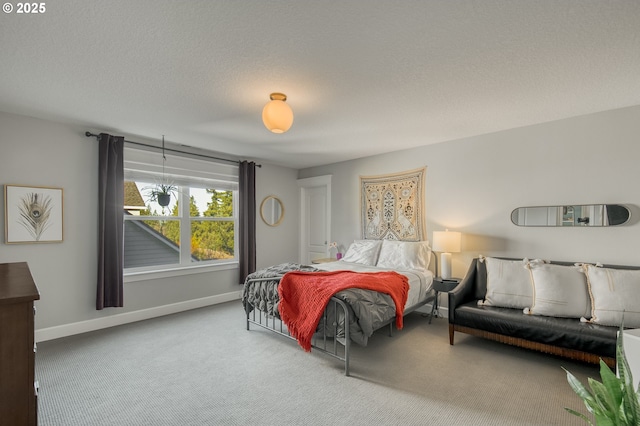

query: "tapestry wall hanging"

left=360, top=167, right=426, bottom=241
left=4, top=184, right=64, bottom=243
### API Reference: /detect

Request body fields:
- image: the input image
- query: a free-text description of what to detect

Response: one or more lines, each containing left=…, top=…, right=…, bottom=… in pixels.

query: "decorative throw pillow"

left=479, top=256, right=534, bottom=309
left=341, top=240, right=382, bottom=266
left=584, top=265, right=640, bottom=327
left=523, top=263, right=590, bottom=319
left=376, top=240, right=431, bottom=271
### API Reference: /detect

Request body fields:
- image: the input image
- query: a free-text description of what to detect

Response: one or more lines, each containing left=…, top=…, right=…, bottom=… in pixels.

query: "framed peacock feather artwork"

left=4, top=184, right=63, bottom=243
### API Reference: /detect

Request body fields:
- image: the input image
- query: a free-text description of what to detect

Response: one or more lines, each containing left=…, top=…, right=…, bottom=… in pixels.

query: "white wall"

left=0, top=111, right=299, bottom=339
left=299, top=105, right=640, bottom=279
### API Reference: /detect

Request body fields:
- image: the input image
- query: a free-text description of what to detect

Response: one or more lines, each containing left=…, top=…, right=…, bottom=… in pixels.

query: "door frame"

left=297, top=175, right=332, bottom=263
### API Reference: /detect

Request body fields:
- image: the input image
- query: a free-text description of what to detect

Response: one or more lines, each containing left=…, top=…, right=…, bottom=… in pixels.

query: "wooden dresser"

left=0, top=262, right=40, bottom=425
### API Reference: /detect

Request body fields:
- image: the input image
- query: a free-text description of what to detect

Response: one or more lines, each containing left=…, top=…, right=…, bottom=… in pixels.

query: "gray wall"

left=3, top=105, right=639, bottom=336
left=255, top=165, right=299, bottom=269
left=0, top=111, right=299, bottom=335
left=299, top=105, right=640, bottom=279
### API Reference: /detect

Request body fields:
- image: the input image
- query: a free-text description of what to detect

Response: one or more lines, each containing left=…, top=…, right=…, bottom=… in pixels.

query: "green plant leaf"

left=615, top=323, right=640, bottom=425
left=599, top=361, right=623, bottom=408
left=564, top=407, right=594, bottom=425
left=592, top=413, right=617, bottom=426
left=564, top=368, right=597, bottom=407
left=563, top=322, right=640, bottom=426
left=589, top=378, right=619, bottom=423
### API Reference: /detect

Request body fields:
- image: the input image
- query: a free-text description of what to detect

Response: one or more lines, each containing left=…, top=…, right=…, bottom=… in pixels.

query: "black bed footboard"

left=246, top=284, right=352, bottom=375
left=243, top=273, right=436, bottom=376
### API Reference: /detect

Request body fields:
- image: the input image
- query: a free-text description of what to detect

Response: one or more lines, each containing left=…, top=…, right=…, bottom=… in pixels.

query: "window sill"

left=124, top=261, right=238, bottom=283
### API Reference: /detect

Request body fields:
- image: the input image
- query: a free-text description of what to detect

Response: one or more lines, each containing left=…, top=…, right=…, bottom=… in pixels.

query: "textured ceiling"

left=1, top=1, right=640, bottom=168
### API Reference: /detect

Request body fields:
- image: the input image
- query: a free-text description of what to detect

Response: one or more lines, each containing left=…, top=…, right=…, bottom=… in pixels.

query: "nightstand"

left=311, top=258, right=338, bottom=264
left=428, top=277, right=460, bottom=323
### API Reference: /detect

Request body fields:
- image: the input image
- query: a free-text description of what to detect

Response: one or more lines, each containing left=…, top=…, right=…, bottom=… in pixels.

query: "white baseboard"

left=35, top=291, right=242, bottom=343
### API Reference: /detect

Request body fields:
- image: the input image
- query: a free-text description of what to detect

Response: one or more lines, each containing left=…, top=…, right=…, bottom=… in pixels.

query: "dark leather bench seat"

left=454, top=300, right=617, bottom=359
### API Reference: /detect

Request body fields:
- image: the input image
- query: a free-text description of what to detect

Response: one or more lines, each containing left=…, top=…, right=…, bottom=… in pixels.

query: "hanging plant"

left=146, top=182, right=177, bottom=207
left=144, top=134, right=177, bottom=208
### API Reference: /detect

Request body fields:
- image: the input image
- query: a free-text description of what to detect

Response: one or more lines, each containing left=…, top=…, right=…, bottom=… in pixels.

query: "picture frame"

left=4, top=184, right=63, bottom=243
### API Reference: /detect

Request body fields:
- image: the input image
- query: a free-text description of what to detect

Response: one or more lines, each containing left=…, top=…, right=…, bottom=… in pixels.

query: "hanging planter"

left=157, top=193, right=171, bottom=207
left=143, top=136, right=177, bottom=208
left=146, top=182, right=177, bottom=208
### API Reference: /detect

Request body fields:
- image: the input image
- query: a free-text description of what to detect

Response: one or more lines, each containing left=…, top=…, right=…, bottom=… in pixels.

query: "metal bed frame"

left=245, top=275, right=435, bottom=376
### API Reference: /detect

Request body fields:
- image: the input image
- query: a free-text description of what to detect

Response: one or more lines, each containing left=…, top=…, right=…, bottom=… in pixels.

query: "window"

left=122, top=147, right=239, bottom=274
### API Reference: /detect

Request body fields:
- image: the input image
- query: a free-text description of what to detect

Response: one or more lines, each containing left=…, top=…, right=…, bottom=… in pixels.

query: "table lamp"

left=432, top=229, right=461, bottom=279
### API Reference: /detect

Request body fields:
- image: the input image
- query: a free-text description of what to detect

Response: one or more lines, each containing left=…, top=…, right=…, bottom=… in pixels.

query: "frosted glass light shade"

left=262, top=93, right=293, bottom=133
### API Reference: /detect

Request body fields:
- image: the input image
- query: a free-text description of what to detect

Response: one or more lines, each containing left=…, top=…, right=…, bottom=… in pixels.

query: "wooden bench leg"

left=449, top=324, right=455, bottom=345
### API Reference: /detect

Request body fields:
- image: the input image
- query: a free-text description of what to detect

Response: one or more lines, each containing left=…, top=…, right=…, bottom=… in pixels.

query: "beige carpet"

left=36, top=301, right=597, bottom=425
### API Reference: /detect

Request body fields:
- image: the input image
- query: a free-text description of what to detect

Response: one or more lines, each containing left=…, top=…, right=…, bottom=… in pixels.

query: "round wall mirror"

left=260, top=196, right=284, bottom=227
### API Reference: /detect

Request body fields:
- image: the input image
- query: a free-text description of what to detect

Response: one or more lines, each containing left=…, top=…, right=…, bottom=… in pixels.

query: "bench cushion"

left=454, top=300, right=617, bottom=358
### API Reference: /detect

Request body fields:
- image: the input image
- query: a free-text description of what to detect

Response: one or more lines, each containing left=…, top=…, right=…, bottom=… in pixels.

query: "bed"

left=242, top=239, right=435, bottom=375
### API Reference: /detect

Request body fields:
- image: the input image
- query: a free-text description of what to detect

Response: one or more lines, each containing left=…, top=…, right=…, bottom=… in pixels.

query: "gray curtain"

left=97, top=133, right=125, bottom=309
left=238, top=161, right=256, bottom=283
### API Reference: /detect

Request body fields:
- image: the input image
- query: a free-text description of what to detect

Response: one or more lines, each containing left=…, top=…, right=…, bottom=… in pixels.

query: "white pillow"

left=584, top=265, right=640, bottom=328
left=340, top=240, right=382, bottom=266
left=479, top=256, right=535, bottom=309
left=523, top=263, right=590, bottom=319
left=375, top=240, right=431, bottom=271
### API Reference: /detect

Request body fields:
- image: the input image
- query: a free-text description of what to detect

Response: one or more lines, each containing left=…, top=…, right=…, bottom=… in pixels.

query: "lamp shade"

left=262, top=93, right=293, bottom=133
left=432, top=230, right=461, bottom=253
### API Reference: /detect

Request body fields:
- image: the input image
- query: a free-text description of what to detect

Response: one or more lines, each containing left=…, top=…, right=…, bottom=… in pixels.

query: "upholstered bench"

left=448, top=257, right=640, bottom=367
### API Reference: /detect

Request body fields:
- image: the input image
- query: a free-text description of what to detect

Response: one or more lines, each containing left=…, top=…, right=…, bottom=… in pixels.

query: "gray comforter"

left=242, top=263, right=397, bottom=346
left=241, top=262, right=318, bottom=316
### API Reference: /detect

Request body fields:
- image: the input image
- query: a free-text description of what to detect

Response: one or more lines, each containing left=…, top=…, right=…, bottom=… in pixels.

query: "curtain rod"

left=84, top=132, right=261, bottom=167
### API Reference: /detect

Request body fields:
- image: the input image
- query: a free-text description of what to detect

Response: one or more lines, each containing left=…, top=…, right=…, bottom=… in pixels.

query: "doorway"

left=297, top=175, right=331, bottom=264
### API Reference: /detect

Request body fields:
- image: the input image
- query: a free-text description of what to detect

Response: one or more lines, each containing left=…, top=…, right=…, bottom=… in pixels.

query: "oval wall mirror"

left=260, top=196, right=284, bottom=227
left=511, top=204, right=630, bottom=227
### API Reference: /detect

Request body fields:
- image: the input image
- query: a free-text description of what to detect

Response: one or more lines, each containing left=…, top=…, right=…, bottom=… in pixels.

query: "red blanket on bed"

left=277, top=270, right=409, bottom=352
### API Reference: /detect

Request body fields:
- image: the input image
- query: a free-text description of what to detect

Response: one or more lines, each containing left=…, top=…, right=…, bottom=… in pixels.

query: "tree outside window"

left=124, top=181, right=237, bottom=270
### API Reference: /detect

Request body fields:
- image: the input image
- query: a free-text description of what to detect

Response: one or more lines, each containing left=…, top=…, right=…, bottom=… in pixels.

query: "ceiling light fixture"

left=262, top=92, right=293, bottom=133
